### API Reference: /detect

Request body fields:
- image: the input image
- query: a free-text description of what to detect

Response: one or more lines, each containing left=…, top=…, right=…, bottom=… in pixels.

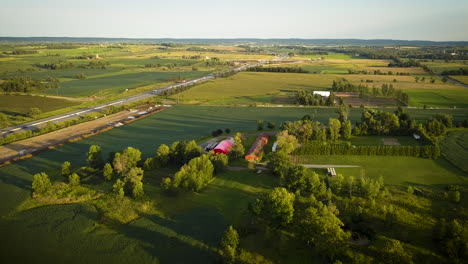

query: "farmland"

left=42, top=71, right=209, bottom=97
left=0, top=104, right=466, bottom=263
left=1, top=41, right=468, bottom=264
left=174, top=71, right=468, bottom=107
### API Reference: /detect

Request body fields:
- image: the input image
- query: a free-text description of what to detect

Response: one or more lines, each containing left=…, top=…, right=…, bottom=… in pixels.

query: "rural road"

left=1, top=55, right=287, bottom=138
left=300, top=164, right=361, bottom=168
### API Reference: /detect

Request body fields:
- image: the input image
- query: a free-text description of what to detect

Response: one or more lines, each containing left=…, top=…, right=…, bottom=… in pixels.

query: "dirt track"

left=0, top=105, right=168, bottom=166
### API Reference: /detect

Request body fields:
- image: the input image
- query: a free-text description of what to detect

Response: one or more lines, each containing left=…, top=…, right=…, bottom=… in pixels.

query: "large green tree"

left=276, top=130, right=298, bottom=154
left=113, top=147, right=142, bottom=174
left=255, top=187, right=295, bottom=227
left=87, top=145, right=103, bottom=168
left=32, top=172, right=51, bottom=194
left=229, top=133, right=245, bottom=159
left=329, top=118, right=342, bottom=142
left=61, top=161, right=71, bottom=177
left=297, top=199, right=350, bottom=260
left=220, top=226, right=240, bottom=263
left=172, top=155, right=214, bottom=192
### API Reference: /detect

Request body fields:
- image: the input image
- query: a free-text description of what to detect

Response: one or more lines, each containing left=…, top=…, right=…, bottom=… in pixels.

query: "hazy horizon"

left=1, top=0, right=467, bottom=41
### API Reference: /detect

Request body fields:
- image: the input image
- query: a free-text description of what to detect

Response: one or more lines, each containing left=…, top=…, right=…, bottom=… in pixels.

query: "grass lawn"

left=292, top=155, right=467, bottom=186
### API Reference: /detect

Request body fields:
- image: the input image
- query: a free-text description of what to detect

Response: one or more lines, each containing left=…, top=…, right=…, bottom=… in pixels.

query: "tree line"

left=294, top=142, right=440, bottom=159
left=0, top=77, right=59, bottom=93
left=247, top=66, right=309, bottom=73
left=440, top=67, right=468, bottom=76
left=331, top=78, right=409, bottom=105
left=295, top=90, right=335, bottom=106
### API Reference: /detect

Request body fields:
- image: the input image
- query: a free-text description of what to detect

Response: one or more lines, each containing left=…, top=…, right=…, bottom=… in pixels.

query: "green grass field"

left=440, top=129, right=468, bottom=173
left=0, top=94, right=79, bottom=115
left=293, top=155, right=467, bottom=186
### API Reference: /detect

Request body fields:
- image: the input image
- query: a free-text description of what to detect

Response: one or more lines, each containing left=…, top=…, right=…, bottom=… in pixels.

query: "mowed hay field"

left=0, top=94, right=79, bottom=115
left=175, top=71, right=468, bottom=107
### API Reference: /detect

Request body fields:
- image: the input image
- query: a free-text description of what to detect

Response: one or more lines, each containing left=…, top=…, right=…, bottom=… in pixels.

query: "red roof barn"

left=213, top=138, right=234, bottom=155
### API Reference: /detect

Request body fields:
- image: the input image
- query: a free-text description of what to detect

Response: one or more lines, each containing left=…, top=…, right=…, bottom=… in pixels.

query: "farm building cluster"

left=204, top=133, right=274, bottom=161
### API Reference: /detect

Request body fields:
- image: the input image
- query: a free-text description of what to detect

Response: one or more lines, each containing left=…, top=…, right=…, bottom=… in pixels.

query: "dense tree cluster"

left=440, top=67, right=468, bottom=76
left=331, top=78, right=409, bottom=105
left=295, top=90, right=335, bottom=106
left=294, top=142, right=440, bottom=159
left=348, top=69, right=410, bottom=76
left=433, top=218, right=468, bottom=261
left=34, top=61, right=74, bottom=70
left=388, top=58, right=421, bottom=67
left=163, top=154, right=214, bottom=192
left=0, top=77, right=58, bottom=93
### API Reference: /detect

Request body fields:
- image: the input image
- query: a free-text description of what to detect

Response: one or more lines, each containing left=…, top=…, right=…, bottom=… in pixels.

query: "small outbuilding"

left=313, top=91, right=331, bottom=97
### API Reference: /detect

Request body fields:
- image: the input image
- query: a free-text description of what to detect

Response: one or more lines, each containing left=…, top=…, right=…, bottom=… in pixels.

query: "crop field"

left=0, top=94, right=79, bottom=115
left=0, top=43, right=271, bottom=100
left=293, top=155, right=467, bottom=186
left=440, top=129, right=468, bottom=173
left=41, top=71, right=208, bottom=97
left=174, top=71, right=468, bottom=107
left=423, top=61, right=468, bottom=74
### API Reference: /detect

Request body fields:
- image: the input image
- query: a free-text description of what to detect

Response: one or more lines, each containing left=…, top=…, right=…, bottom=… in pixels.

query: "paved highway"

left=1, top=56, right=287, bottom=138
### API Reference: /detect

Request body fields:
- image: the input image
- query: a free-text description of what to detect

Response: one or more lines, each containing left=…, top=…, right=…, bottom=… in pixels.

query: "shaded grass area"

left=440, top=129, right=468, bottom=173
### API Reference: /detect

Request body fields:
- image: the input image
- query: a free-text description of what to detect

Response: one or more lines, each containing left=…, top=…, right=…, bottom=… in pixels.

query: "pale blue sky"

left=1, top=0, right=467, bottom=40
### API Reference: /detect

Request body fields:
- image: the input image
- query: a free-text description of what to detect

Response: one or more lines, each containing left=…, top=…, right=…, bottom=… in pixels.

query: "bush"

left=257, top=120, right=264, bottom=131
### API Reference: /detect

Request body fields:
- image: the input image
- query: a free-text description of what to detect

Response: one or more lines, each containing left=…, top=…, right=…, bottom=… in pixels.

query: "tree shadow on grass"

left=119, top=210, right=225, bottom=264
